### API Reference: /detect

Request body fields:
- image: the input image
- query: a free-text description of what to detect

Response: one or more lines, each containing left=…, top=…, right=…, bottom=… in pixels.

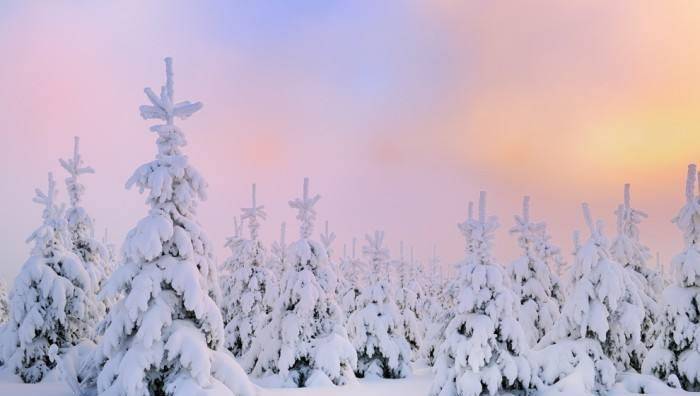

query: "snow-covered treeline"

left=1, top=56, right=698, bottom=396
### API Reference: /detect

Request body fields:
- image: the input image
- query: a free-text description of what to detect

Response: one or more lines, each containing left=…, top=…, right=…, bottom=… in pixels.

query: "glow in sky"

left=0, top=1, right=699, bottom=279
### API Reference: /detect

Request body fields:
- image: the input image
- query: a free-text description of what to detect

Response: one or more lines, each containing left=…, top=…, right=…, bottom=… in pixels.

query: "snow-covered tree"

left=507, top=196, right=563, bottom=346
left=609, top=183, right=662, bottom=371
left=102, top=228, right=118, bottom=277
left=221, top=216, right=244, bottom=274
left=430, top=192, right=530, bottom=396
left=59, top=136, right=110, bottom=324
left=221, top=184, right=278, bottom=361
left=423, top=216, right=464, bottom=366
left=246, top=178, right=356, bottom=387
left=318, top=220, right=340, bottom=298
left=219, top=216, right=243, bottom=325
left=643, top=164, right=700, bottom=390
left=347, top=230, right=411, bottom=379
left=266, top=222, right=287, bottom=279
left=338, top=238, right=365, bottom=323
left=85, top=58, right=253, bottom=396
left=394, top=242, right=424, bottom=359
left=0, top=278, right=8, bottom=324
left=538, top=203, right=645, bottom=392
left=656, top=252, right=670, bottom=287
left=1, top=173, right=94, bottom=383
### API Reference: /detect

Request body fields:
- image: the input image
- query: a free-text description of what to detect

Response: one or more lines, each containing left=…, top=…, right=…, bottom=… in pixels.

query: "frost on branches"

left=347, top=231, right=411, bottom=379
left=507, top=196, right=563, bottom=346
left=609, top=183, right=662, bottom=371
left=221, top=184, right=279, bottom=361
left=394, top=242, right=425, bottom=359
left=1, top=173, right=94, bottom=383
left=246, top=178, right=356, bottom=387
left=430, top=192, right=530, bottom=396
left=59, top=136, right=110, bottom=323
left=538, top=203, right=645, bottom=393
left=643, top=164, right=700, bottom=391
left=85, top=58, right=253, bottom=396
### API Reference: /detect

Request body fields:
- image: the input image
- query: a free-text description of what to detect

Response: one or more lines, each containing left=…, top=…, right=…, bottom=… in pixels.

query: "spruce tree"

left=88, top=58, right=253, bottom=396
left=609, top=183, right=661, bottom=371
left=1, top=173, right=94, bottom=383
left=394, top=242, right=424, bottom=359
left=338, top=238, right=365, bottom=324
left=423, top=211, right=466, bottom=367
left=318, top=220, right=341, bottom=298
left=221, top=184, right=278, bottom=361
left=507, top=196, right=563, bottom=346
left=246, top=178, right=356, bottom=387
left=430, top=192, right=530, bottom=396
left=266, top=222, right=287, bottom=280
left=347, top=231, right=411, bottom=379
left=59, top=136, right=110, bottom=325
left=538, top=203, right=644, bottom=392
left=643, top=164, right=700, bottom=390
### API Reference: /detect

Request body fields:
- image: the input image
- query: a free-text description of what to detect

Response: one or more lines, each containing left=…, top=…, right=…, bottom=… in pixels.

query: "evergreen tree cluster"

left=0, top=56, right=696, bottom=396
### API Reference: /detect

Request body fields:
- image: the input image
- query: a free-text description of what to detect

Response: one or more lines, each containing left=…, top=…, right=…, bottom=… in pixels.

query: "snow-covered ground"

left=3, top=367, right=698, bottom=396
left=0, top=367, right=433, bottom=396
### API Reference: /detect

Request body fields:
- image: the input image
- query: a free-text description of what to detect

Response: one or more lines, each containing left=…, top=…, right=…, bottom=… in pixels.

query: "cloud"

left=0, top=1, right=698, bottom=280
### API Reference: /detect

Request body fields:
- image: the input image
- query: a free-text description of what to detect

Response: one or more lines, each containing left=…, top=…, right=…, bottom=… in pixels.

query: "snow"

left=0, top=367, right=434, bottom=396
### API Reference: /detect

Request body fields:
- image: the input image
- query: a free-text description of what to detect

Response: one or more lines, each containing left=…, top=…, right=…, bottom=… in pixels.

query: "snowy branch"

left=289, top=177, right=321, bottom=239
left=139, top=57, right=202, bottom=125
left=241, top=183, right=266, bottom=240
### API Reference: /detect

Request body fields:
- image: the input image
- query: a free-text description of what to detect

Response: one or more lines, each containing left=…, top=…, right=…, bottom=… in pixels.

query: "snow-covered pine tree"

left=394, top=241, right=424, bottom=360
left=318, top=220, right=340, bottom=298
left=221, top=216, right=244, bottom=276
left=656, top=252, right=669, bottom=287
left=266, top=222, right=287, bottom=279
left=430, top=192, right=530, bottom=396
left=59, top=136, right=110, bottom=325
left=423, top=214, right=464, bottom=367
left=507, top=196, right=563, bottom=346
left=0, top=278, right=8, bottom=324
left=339, top=238, right=365, bottom=323
left=643, top=164, right=700, bottom=390
left=411, top=246, right=427, bottom=295
left=88, top=58, right=253, bottom=396
left=246, top=178, right=356, bottom=387
left=219, top=216, right=244, bottom=331
left=347, top=230, right=411, bottom=379
left=536, top=203, right=644, bottom=392
left=102, top=228, right=118, bottom=277
left=609, top=183, right=662, bottom=371
left=1, top=173, right=94, bottom=383
left=222, top=184, right=278, bottom=361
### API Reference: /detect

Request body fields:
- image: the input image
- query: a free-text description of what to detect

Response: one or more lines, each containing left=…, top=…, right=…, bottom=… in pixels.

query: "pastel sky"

left=0, top=1, right=699, bottom=280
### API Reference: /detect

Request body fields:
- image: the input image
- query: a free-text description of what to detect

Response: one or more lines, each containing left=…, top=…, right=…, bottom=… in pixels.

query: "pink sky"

left=0, top=1, right=699, bottom=280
